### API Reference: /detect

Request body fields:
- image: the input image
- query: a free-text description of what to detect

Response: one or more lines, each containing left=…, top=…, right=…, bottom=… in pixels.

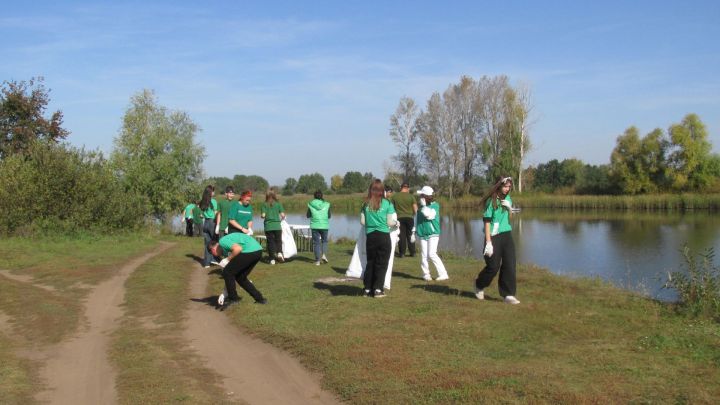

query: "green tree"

left=232, top=174, right=269, bottom=192
left=206, top=176, right=232, bottom=192
left=610, top=127, right=661, bottom=194
left=667, top=114, right=713, bottom=191
left=296, top=173, right=327, bottom=194
left=330, top=174, right=344, bottom=192
left=282, top=177, right=297, bottom=195
left=0, top=77, right=69, bottom=159
left=111, top=89, right=205, bottom=218
left=342, top=171, right=366, bottom=193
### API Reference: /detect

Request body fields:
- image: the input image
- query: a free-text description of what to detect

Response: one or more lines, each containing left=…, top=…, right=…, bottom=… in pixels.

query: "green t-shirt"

left=416, top=201, right=441, bottom=239
left=483, top=196, right=512, bottom=236
left=362, top=199, right=396, bottom=234
left=217, top=198, right=235, bottom=229
left=391, top=192, right=416, bottom=218
left=229, top=201, right=254, bottom=228
left=183, top=203, right=196, bottom=219
left=192, top=205, right=202, bottom=223
left=261, top=201, right=284, bottom=231
left=219, top=232, right=262, bottom=255
left=202, top=198, right=218, bottom=220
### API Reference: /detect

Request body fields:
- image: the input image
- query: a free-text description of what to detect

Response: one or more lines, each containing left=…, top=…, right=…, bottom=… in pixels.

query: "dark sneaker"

left=255, top=298, right=268, bottom=304
left=374, top=289, right=386, bottom=298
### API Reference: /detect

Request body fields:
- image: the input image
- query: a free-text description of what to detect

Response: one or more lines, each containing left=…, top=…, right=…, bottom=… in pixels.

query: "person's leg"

left=203, top=219, right=214, bottom=266
left=186, top=219, right=192, bottom=236
left=266, top=230, right=277, bottom=259
left=419, top=238, right=431, bottom=280
left=222, top=257, right=243, bottom=301
left=274, top=230, right=284, bottom=260
left=428, top=236, right=448, bottom=279
left=497, top=233, right=517, bottom=297
left=320, top=229, right=329, bottom=259
left=398, top=218, right=409, bottom=257
left=363, top=232, right=379, bottom=293
left=234, top=251, right=265, bottom=302
left=312, top=229, right=321, bottom=261
left=476, top=235, right=502, bottom=291
left=372, top=232, right=391, bottom=293
left=407, top=217, right=416, bottom=256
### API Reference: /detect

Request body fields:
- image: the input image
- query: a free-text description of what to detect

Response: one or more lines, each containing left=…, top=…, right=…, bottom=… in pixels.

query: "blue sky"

left=2, top=1, right=718, bottom=185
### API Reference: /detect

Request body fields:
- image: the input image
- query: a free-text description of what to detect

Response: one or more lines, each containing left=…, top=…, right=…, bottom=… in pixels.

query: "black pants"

left=223, top=250, right=264, bottom=301
left=398, top=217, right=416, bottom=257
left=266, top=230, right=282, bottom=258
left=185, top=218, right=194, bottom=237
left=364, top=231, right=391, bottom=292
left=202, top=219, right=216, bottom=266
left=476, top=231, right=516, bottom=297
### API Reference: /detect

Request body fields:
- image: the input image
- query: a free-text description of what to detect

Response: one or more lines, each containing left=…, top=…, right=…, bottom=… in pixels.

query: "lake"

left=176, top=209, right=720, bottom=301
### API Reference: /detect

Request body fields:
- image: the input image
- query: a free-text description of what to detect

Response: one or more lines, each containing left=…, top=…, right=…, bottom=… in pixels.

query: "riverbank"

left=1, top=234, right=718, bottom=403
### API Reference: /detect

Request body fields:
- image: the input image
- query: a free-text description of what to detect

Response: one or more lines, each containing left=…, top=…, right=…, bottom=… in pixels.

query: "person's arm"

left=306, top=208, right=312, bottom=218
left=328, top=207, right=331, bottom=219
left=247, top=220, right=253, bottom=232
left=360, top=212, right=366, bottom=226
left=228, top=219, right=243, bottom=231
left=412, top=202, right=418, bottom=215
left=484, top=221, right=491, bottom=243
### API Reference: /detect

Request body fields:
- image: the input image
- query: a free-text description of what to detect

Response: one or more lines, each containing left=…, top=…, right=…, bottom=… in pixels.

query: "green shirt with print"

left=483, top=196, right=512, bottom=236
left=202, top=198, right=218, bottom=220
left=261, top=202, right=284, bottom=231
left=390, top=192, right=416, bottom=218
left=183, top=203, right=196, bottom=219
left=362, top=199, right=396, bottom=234
left=217, top=197, right=235, bottom=229
left=229, top=201, right=254, bottom=228
left=219, top=232, right=263, bottom=255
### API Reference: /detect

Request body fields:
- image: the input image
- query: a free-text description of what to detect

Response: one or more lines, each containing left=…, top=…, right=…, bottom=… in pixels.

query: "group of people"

left=198, top=175, right=520, bottom=308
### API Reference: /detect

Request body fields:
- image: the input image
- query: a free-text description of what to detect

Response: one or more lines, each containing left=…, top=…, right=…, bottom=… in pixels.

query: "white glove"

left=181, top=217, right=185, bottom=223
left=246, top=228, right=254, bottom=235
left=501, top=199, right=512, bottom=210
left=218, top=258, right=230, bottom=268
left=421, top=206, right=436, bottom=220
left=214, top=224, right=220, bottom=234
left=419, top=198, right=426, bottom=207
left=484, top=241, right=494, bottom=257
left=410, top=227, right=416, bottom=243
left=224, top=227, right=228, bottom=233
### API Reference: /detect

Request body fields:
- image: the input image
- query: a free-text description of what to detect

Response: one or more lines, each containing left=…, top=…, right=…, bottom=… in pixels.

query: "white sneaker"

left=218, top=291, right=225, bottom=306
left=435, top=275, right=449, bottom=281
left=321, top=255, right=328, bottom=263
left=315, top=261, right=321, bottom=266
left=474, top=286, right=484, bottom=300
left=270, top=259, right=276, bottom=265
left=277, top=253, right=285, bottom=263
left=422, top=275, right=432, bottom=281
left=210, top=260, right=220, bottom=266
left=504, top=296, right=520, bottom=305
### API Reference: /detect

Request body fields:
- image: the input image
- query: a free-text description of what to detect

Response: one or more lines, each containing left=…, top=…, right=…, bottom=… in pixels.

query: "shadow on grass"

left=330, top=266, right=347, bottom=275
left=392, top=271, right=424, bottom=280
left=291, top=255, right=317, bottom=263
left=314, top=282, right=365, bottom=296
left=409, top=284, right=495, bottom=300
left=190, top=295, right=242, bottom=311
left=185, top=253, right=204, bottom=265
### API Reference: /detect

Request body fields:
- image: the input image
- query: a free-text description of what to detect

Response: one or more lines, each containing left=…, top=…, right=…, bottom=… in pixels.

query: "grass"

left=210, top=241, right=720, bottom=404
left=110, top=237, right=233, bottom=404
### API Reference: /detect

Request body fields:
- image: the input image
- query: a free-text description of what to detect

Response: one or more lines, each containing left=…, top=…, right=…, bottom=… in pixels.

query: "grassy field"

left=2, top=234, right=719, bottom=403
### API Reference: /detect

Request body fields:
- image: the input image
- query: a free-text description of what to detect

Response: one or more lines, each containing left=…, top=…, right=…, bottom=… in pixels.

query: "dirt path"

left=185, top=265, right=341, bottom=405
left=0, top=269, right=57, bottom=292
left=35, top=242, right=174, bottom=405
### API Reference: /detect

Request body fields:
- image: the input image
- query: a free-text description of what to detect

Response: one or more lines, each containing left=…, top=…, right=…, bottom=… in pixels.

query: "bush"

left=664, top=246, right=720, bottom=321
left=0, top=141, right=147, bottom=235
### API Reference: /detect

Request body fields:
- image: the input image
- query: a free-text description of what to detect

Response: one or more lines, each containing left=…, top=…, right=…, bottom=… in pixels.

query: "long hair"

left=365, top=179, right=385, bottom=211
left=199, top=185, right=214, bottom=211
left=481, top=176, right=513, bottom=210
left=265, top=189, right=278, bottom=206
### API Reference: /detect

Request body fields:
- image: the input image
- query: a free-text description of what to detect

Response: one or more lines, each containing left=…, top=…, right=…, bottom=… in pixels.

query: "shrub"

left=664, top=246, right=720, bottom=321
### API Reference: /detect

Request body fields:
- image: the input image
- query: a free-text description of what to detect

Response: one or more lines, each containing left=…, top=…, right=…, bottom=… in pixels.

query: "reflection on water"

left=174, top=209, right=720, bottom=301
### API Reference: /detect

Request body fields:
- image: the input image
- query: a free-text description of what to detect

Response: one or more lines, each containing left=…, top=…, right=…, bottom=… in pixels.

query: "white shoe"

left=270, top=259, right=276, bottom=265
left=435, top=275, right=449, bottom=281
left=315, top=261, right=321, bottom=266
left=422, top=275, right=432, bottom=281
left=504, top=296, right=520, bottom=305
left=474, top=286, right=484, bottom=300
left=321, top=255, right=328, bottom=263
left=218, top=291, right=225, bottom=306
left=210, top=260, right=220, bottom=266
left=277, top=253, right=285, bottom=262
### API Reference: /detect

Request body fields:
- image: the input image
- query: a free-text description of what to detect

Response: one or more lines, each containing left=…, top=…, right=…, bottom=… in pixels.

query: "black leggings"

left=364, top=231, right=391, bottom=292
left=266, top=230, right=282, bottom=258
left=398, top=217, right=416, bottom=256
left=222, top=250, right=264, bottom=301
left=475, top=231, right=516, bottom=297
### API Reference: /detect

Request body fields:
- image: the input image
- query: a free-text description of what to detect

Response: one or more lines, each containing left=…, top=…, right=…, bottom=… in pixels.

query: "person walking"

left=181, top=202, right=196, bottom=237
left=216, top=186, right=236, bottom=238
left=415, top=186, right=449, bottom=281
left=199, top=185, right=218, bottom=268
left=208, top=233, right=267, bottom=307
left=228, top=190, right=254, bottom=235
left=474, top=176, right=520, bottom=305
left=307, top=190, right=331, bottom=266
left=361, top=179, right=396, bottom=298
left=391, top=182, right=418, bottom=258
left=261, top=189, right=286, bottom=265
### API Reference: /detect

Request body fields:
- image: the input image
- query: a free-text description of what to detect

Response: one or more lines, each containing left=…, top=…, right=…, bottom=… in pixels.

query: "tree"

left=330, top=174, right=344, bottom=192
left=0, top=77, right=69, bottom=159
left=232, top=174, right=269, bottom=192
left=342, top=171, right=367, bottom=193
left=389, top=96, right=422, bottom=181
left=111, top=89, right=205, bottom=217
left=666, top=114, right=713, bottom=191
left=609, top=127, right=659, bottom=194
left=296, top=173, right=327, bottom=194
left=282, top=177, right=297, bottom=195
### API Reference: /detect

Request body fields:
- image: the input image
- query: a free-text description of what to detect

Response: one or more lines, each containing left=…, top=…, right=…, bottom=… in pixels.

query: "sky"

left=2, top=0, right=719, bottom=186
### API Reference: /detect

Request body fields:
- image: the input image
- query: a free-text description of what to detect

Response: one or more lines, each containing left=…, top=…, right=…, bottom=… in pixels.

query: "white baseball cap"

left=416, top=186, right=434, bottom=196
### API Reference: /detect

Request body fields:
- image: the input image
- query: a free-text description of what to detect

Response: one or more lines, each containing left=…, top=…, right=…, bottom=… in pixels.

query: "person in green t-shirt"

left=208, top=233, right=267, bottom=306
left=261, top=189, right=286, bottom=264
left=182, top=202, right=196, bottom=237
left=415, top=186, right=449, bottom=281
left=361, top=179, right=397, bottom=298
left=474, top=176, right=520, bottom=305
left=192, top=204, right=202, bottom=237
left=228, top=190, right=254, bottom=235
left=199, top=185, right=219, bottom=268
left=390, top=182, right=418, bottom=258
left=307, top=190, right=331, bottom=265
left=216, top=186, right=236, bottom=238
